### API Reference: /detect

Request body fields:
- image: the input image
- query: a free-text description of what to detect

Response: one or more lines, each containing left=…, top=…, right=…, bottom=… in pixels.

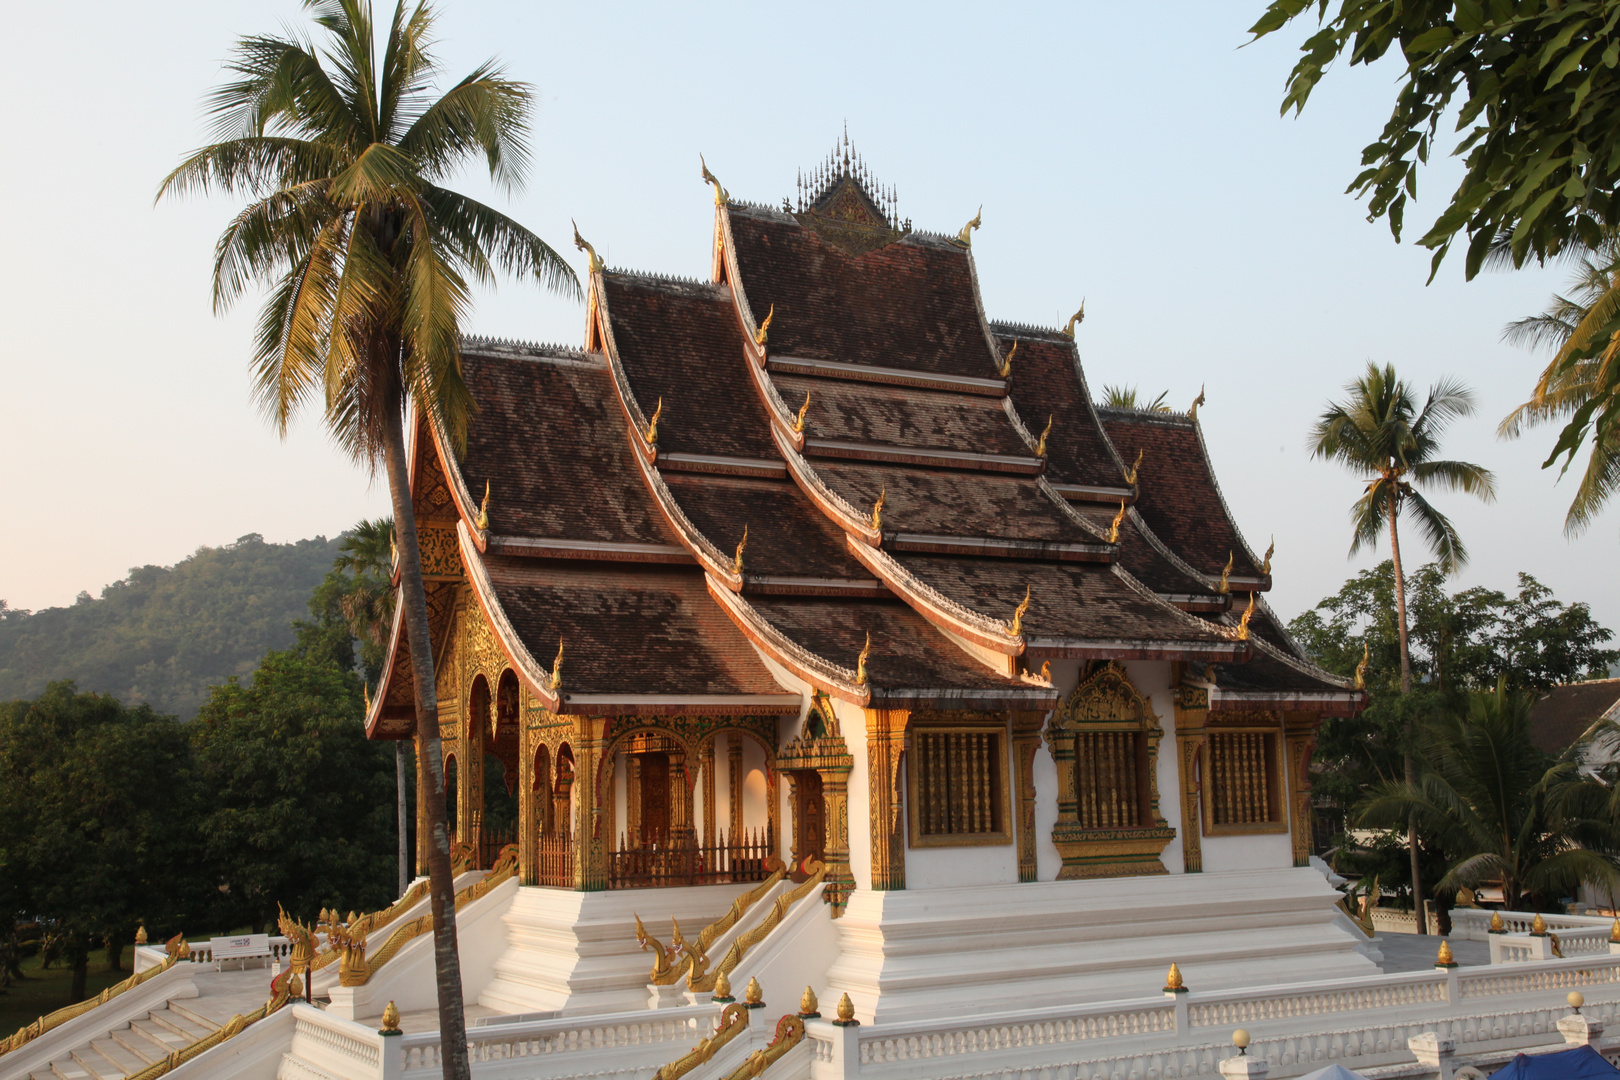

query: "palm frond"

left=1410, top=458, right=1497, bottom=502
left=1403, top=490, right=1468, bottom=573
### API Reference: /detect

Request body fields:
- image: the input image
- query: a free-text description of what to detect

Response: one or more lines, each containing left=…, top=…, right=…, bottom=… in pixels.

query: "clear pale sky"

left=1, top=1, right=1609, bottom=637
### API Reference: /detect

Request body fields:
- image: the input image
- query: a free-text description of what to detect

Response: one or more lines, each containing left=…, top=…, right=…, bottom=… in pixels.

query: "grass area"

left=0, top=953, right=130, bottom=1043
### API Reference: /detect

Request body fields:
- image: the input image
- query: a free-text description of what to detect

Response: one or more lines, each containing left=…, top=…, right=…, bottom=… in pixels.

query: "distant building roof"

left=1529, top=678, right=1620, bottom=754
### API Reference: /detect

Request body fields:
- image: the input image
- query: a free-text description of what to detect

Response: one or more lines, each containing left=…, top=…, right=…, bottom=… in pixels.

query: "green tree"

left=0, top=685, right=198, bottom=1004
left=1252, top=1, right=1620, bottom=524
left=157, top=2, right=578, bottom=1066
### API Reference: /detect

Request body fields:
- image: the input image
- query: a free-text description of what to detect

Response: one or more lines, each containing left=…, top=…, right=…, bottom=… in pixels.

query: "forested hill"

left=0, top=534, right=344, bottom=719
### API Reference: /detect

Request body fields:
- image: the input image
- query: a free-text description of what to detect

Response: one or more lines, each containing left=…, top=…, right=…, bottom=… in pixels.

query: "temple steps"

left=29, top=1004, right=219, bottom=1080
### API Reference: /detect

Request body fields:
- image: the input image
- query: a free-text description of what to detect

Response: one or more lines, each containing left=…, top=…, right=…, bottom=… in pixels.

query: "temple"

left=360, top=138, right=1373, bottom=1024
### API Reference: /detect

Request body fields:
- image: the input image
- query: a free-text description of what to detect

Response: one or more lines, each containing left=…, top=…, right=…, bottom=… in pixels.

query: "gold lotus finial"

left=1035, top=414, right=1053, bottom=457
left=1164, top=962, right=1184, bottom=992
left=836, top=992, right=855, bottom=1023
left=855, top=633, right=871, bottom=686
left=1610, top=917, right=1619, bottom=943
left=1489, top=909, right=1506, bottom=933
left=549, top=640, right=564, bottom=692
left=733, top=524, right=748, bottom=576
left=745, top=976, right=763, bottom=1005
left=1237, top=592, right=1256, bottom=640
left=644, top=397, right=662, bottom=446
left=1261, top=537, right=1275, bottom=576
left=1532, top=912, right=1548, bottom=935
left=1108, top=499, right=1127, bottom=544
left=1436, top=940, right=1456, bottom=966
left=714, top=968, right=733, bottom=1000
left=998, top=339, right=1017, bottom=379
left=1190, top=384, right=1206, bottom=420
left=794, top=391, right=812, bottom=434
left=1010, top=585, right=1032, bottom=636
left=1123, top=447, right=1143, bottom=486
left=134, top=924, right=147, bottom=946
left=699, top=154, right=729, bottom=206
left=871, top=485, right=885, bottom=532
left=754, top=304, right=775, bottom=347
left=957, top=205, right=982, bottom=246
left=1061, top=301, right=1086, bottom=339
left=475, top=480, right=491, bottom=531
left=1355, top=643, right=1370, bottom=690
left=800, top=986, right=819, bottom=1016
left=571, top=219, right=604, bottom=274
left=380, top=1000, right=401, bottom=1034
left=1217, top=551, right=1233, bottom=595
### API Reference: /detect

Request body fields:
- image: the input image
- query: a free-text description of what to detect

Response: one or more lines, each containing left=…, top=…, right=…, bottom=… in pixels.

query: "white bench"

left=208, top=933, right=273, bottom=971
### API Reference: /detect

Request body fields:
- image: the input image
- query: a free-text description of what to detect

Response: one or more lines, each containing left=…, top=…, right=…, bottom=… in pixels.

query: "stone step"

left=66, top=1047, right=120, bottom=1080
left=128, top=1017, right=191, bottom=1054
left=144, top=1009, right=212, bottom=1042
left=160, top=1002, right=218, bottom=1034
left=87, top=1037, right=145, bottom=1078
left=108, top=1026, right=161, bottom=1065
left=47, top=1062, right=91, bottom=1080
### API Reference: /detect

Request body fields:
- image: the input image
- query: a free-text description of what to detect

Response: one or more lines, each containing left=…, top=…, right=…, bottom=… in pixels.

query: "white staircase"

left=27, top=1000, right=219, bottom=1080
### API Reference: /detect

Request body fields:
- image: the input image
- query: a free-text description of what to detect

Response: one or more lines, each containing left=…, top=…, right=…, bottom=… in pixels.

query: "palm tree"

left=1358, top=681, right=1620, bottom=911
left=1500, top=236, right=1620, bottom=536
left=1310, top=362, right=1496, bottom=932
left=158, top=4, right=578, bottom=1072
left=1100, top=385, right=1171, bottom=411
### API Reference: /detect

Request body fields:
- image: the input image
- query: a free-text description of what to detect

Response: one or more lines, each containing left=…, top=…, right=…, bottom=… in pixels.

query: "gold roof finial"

left=855, top=633, right=871, bottom=686
left=1010, top=585, right=1032, bottom=636
left=1189, top=384, right=1206, bottom=420
left=1040, top=660, right=1052, bottom=684
left=363, top=682, right=372, bottom=713
left=1061, top=301, right=1086, bottom=339
left=733, top=524, right=748, bottom=576
left=799, top=986, right=820, bottom=1017
left=571, top=219, right=604, bottom=274
left=1035, top=414, right=1054, bottom=457
left=1532, top=912, right=1548, bottom=935
left=1108, top=499, right=1127, bottom=544
left=754, top=304, right=775, bottom=347
left=1123, top=448, right=1143, bottom=486
left=836, top=992, right=856, bottom=1024
left=1490, top=909, right=1507, bottom=933
left=1436, top=940, right=1456, bottom=967
left=998, top=339, right=1017, bottom=379
left=475, top=480, right=491, bottom=531
left=744, top=976, right=764, bottom=1006
left=794, top=391, right=812, bottom=434
left=380, top=1001, right=401, bottom=1035
left=644, top=397, right=662, bottom=447
left=1217, top=551, right=1233, bottom=595
left=1355, top=642, right=1370, bottom=690
left=549, top=640, right=564, bottom=692
left=871, top=485, right=885, bottom=532
left=1261, top=537, right=1275, bottom=576
left=699, top=154, right=729, bottom=206
left=956, top=205, right=982, bottom=246
left=1164, top=963, right=1185, bottom=992
left=1237, top=592, right=1256, bottom=640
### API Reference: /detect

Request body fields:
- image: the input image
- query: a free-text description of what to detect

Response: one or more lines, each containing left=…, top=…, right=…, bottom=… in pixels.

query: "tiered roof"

left=366, top=145, right=1359, bottom=737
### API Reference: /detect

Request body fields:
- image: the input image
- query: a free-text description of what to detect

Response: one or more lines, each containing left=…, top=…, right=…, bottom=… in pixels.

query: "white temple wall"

left=832, top=696, right=874, bottom=892
left=1123, top=660, right=1186, bottom=875
left=1199, top=830, right=1293, bottom=872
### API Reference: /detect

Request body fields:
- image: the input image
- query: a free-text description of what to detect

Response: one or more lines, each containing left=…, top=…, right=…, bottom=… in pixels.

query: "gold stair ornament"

left=1490, top=910, right=1507, bottom=934
left=713, top=968, right=734, bottom=1002
left=1610, top=917, right=1620, bottom=943
left=799, top=986, right=820, bottom=1018
left=720, top=1015, right=806, bottom=1080
left=380, top=1001, right=402, bottom=1035
left=1164, top=962, right=1186, bottom=993
left=135, top=925, right=147, bottom=946
left=744, top=976, right=764, bottom=1008
left=652, top=1003, right=749, bottom=1080
left=1532, top=912, right=1549, bottom=935
left=833, top=992, right=859, bottom=1027
left=1435, top=940, right=1457, bottom=968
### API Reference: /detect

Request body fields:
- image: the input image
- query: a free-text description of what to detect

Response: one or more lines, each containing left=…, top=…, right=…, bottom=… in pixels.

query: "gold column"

left=669, top=748, right=693, bottom=846
left=627, top=755, right=642, bottom=846
left=1284, top=712, right=1319, bottom=868
left=415, top=732, right=431, bottom=878
left=818, top=763, right=853, bottom=913
left=572, top=718, right=608, bottom=891
left=1012, top=711, right=1044, bottom=883
left=864, top=708, right=908, bottom=891
left=1173, top=686, right=1209, bottom=874
left=700, top=741, right=716, bottom=848
left=518, top=722, right=535, bottom=886
left=728, top=738, right=744, bottom=842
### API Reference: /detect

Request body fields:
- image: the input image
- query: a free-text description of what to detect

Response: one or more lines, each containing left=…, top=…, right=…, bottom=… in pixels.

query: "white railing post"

left=1169, top=989, right=1190, bottom=1034
left=1408, top=1031, right=1456, bottom=1080
left=379, top=1031, right=402, bottom=1080
left=816, top=1020, right=860, bottom=1078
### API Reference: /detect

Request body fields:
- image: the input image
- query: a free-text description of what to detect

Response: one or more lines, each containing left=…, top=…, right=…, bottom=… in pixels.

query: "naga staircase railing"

left=639, top=859, right=787, bottom=987
left=688, top=861, right=826, bottom=994
left=0, top=934, right=190, bottom=1058
left=650, top=1003, right=750, bottom=1080
left=124, top=966, right=299, bottom=1080
left=721, top=1013, right=806, bottom=1080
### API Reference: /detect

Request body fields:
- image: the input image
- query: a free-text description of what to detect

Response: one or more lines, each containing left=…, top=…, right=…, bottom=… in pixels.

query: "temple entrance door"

left=790, top=770, right=825, bottom=878
left=639, top=753, right=670, bottom=846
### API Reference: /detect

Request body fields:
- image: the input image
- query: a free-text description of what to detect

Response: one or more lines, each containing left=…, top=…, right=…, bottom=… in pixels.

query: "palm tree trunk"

left=381, top=399, right=471, bottom=1080
left=1388, top=488, right=1427, bottom=933
left=397, top=742, right=410, bottom=897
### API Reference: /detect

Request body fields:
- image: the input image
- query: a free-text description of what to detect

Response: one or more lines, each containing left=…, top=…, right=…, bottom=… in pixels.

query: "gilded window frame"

left=1201, top=713, right=1288, bottom=837
left=905, top=721, right=1013, bottom=849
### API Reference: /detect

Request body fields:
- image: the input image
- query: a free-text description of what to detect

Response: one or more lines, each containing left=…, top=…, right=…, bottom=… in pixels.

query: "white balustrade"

left=395, top=1004, right=711, bottom=1074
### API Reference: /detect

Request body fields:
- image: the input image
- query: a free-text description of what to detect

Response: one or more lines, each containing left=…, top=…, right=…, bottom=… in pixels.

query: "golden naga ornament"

left=571, top=220, right=604, bottom=274
left=1123, top=448, right=1143, bottom=486
left=475, top=480, right=491, bottom=531
left=1108, top=499, right=1127, bottom=544
left=1035, top=413, right=1053, bottom=457
left=1189, top=384, right=1206, bottom=420
left=754, top=304, right=775, bottom=347
left=549, top=640, right=565, bottom=692
left=855, top=633, right=871, bottom=686
left=1061, top=301, right=1086, bottom=339
left=870, top=485, right=885, bottom=532
left=1237, top=592, right=1256, bottom=641
left=644, top=397, right=663, bottom=446
left=380, top=1000, right=402, bottom=1035
left=744, top=975, right=764, bottom=1006
left=1261, top=537, right=1275, bottom=576
left=1010, top=585, right=1032, bottom=636
left=1040, top=660, right=1052, bottom=684
left=998, top=339, right=1017, bottom=379
left=1355, top=643, right=1370, bottom=690
left=733, top=524, right=748, bottom=576
left=799, top=986, right=819, bottom=1017
left=699, top=154, right=729, bottom=206
left=1217, top=551, right=1233, bottom=595
left=794, top=391, right=812, bottom=434
left=956, top=205, right=982, bottom=246
left=1164, top=962, right=1186, bottom=993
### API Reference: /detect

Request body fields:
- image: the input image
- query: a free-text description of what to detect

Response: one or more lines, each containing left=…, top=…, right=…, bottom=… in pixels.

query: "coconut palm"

left=1310, top=362, right=1496, bottom=932
left=1357, top=681, right=1620, bottom=911
left=157, top=4, right=578, bottom=1072
left=1500, top=237, right=1620, bottom=536
left=1100, top=385, right=1171, bottom=411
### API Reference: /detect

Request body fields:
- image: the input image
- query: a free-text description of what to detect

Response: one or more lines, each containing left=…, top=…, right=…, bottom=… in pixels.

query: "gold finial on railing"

left=744, top=976, right=764, bottom=1008
left=1123, top=447, right=1143, bottom=486
left=799, top=986, right=820, bottom=1018
left=1355, top=643, right=1370, bottom=691
left=1261, top=537, right=1274, bottom=576
left=855, top=633, right=871, bottom=686
left=1532, top=912, right=1548, bottom=936
left=549, top=640, right=564, bottom=692
left=834, top=993, right=858, bottom=1027
left=1061, top=301, right=1085, bottom=339
left=1435, top=940, right=1457, bottom=967
left=644, top=397, right=663, bottom=447
left=956, top=206, right=982, bottom=247
left=998, top=339, right=1017, bottom=379
left=794, top=392, right=811, bottom=434
left=1189, top=385, right=1206, bottom=420
left=1164, top=962, right=1186, bottom=993
left=1010, top=585, right=1032, bottom=636
left=571, top=220, right=604, bottom=274
left=1217, top=551, right=1233, bottom=595
left=700, top=154, right=729, bottom=206
left=1490, top=910, right=1506, bottom=934
left=754, top=304, right=775, bottom=347
left=135, top=925, right=147, bottom=946
left=380, top=1001, right=401, bottom=1035
left=1035, top=414, right=1053, bottom=457
left=1610, top=917, right=1620, bottom=943
left=288, top=973, right=303, bottom=1000
left=475, top=480, right=491, bottom=531
left=1237, top=592, right=1256, bottom=641
left=713, top=968, right=733, bottom=1002
left=1108, top=499, right=1126, bottom=544
left=733, top=524, right=748, bottom=576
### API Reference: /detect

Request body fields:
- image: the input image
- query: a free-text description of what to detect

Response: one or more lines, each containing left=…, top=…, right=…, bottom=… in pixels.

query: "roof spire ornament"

left=998, top=339, right=1017, bottom=379
left=1035, top=413, right=1053, bottom=457
left=1010, top=585, right=1032, bottom=636
left=870, top=485, right=885, bottom=532
left=644, top=397, right=663, bottom=446
left=571, top=220, right=604, bottom=274
left=794, top=391, right=812, bottom=434
left=1217, top=551, right=1233, bottom=595
left=754, top=304, right=774, bottom=347
left=956, top=206, right=982, bottom=247
left=1189, top=385, right=1206, bottom=420
left=1061, top=301, right=1086, bottom=339
left=1237, top=592, right=1256, bottom=640
left=1355, top=642, right=1370, bottom=690
left=1261, top=537, right=1275, bottom=576
left=699, top=154, right=729, bottom=206
left=476, top=480, right=491, bottom=530
left=733, top=524, right=748, bottom=576
left=1123, top=448, right=1143, bottom=486
left=549, top=640, right=564, bottom=692
left=855, top=633, right=871, bottom=686
left=1108, top=499, right=1127, bottom=544
left=1040, top=660, right=1052, bottom=683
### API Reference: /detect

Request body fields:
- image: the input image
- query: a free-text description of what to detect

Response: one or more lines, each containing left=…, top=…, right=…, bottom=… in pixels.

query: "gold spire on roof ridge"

left=1237, top=592, right=1256, bottom=640
left=699, top=154, right=729, bottom=206
left=755, top=304, right=774, bottom=347
left=794, top=391, right=812, bottom=434
left=998, top=339, right=1017, bottom=379
left=1355, top=642, right=1370, bottom=690
left=1190, top=385, right=1207, bottom=420
left=644, top=397, right=662, bottom=446
left=855, top=633, right=871, bottom=686
left=1123, top=448, right=1143, bottom=486
left=1035, top=414, right=1053, bottom=457
left=1261, top=537, right=1275, bottom=576
left=1010, top=585, right=1032, bottom=636
left=870, top=485, right=885, bottom=532
left=1217, top=551, right=1233, bottom=595
left=733, top=524, right=748, bottom=576
left=1108, top=499, right=1127, bottom=544
left=1061, top=301, right=1086, bottom=339
left=475, top=480, right=491, bottom=531
left=571, top=220, right=604, bottom=274
left=956, top=206, right=982, bottom=247
left=549, top=640, right=564, bottom=692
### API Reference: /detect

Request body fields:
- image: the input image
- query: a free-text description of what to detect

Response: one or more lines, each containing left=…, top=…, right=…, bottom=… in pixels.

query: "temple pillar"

left=1011, top=710, right=1044, bottom=883
left=626, top=755, right=642, bottom=846
left=518, top=723, right=536, bottom=885
left=1174, top=685, right=1210, bottom=874
left=818, top=762, right=853, bottom=913
left=415, top=733, right=431, bottom=878
left=700, top=741, right=716, bottom=848
left=669, top=749, right=693, bottom=846
left=1284, top=712, right=1320, bottom=868
left=572, top=719, right=608, bottom=891
left=728, top=738, right=744, bottom=842
left=864, top=708, right=908, bottom=891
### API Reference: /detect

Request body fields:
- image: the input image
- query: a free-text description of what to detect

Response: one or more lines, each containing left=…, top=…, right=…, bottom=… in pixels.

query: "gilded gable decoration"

left=791, top=135, right=910, bottom=257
